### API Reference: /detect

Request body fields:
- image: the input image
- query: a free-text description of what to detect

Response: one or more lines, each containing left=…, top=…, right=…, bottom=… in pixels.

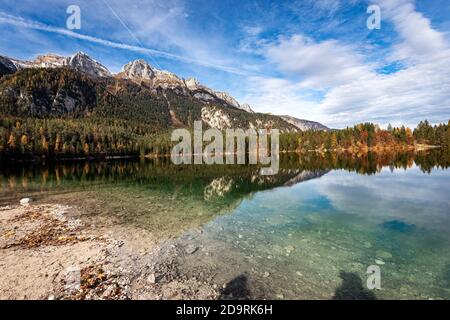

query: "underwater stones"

left=375, top=259, right=385, bottom=265
left=376, top=250, right=393, bottom=260
left=350, top=262, right=364, bottom=270
left=382, top=220, right=417, bottom=233
left=185, top=244, right=199, bottom=255
left=285, top=245, right=295, bottom=253
left=263, top=272, right=270, bottom=278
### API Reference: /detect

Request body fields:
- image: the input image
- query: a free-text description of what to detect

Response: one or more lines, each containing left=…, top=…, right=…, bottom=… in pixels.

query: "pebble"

left=263, top=272, right=270, bottom=278
left=147, top=273, right=156, bottom=284
left=375, top=259, right=385, bottom=265
left=376, top=250, right=393, bottom=259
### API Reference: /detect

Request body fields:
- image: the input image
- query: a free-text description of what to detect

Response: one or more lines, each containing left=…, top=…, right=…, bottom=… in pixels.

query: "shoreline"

left=0, top=144, right=441, bottom=163
left=0, top=202, right=218, bottom=300
left=297, top=144, right=440, bottom=153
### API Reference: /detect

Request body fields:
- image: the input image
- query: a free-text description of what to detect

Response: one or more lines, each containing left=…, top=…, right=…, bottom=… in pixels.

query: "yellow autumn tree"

left=54, top=134, right=62, bottom=153
left=7, top=134, right=16, bottom=150
left=331, top=133, right=338, bottom=150
left=42, top=136, right=49, bottom=153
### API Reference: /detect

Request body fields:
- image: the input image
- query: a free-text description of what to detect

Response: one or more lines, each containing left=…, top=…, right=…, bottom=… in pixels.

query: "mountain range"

left=0, top=52, right=328, bottom=132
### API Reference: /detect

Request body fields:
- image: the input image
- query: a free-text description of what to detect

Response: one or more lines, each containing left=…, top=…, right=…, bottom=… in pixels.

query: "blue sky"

left=0, top=0, right=449, bottom=128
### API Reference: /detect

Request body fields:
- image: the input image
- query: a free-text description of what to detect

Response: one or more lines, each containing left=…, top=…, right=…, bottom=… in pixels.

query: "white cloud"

left=251, top=0, right=450, bottom=128
left=317, top=0, right=450, bottom=127
left=242, top=76, right=324, bottom=121
left=379, top=0, right=448, bottom=62
left=319, top=52, right=450, bottom=127
left=265, top=34, right=374, bottom=89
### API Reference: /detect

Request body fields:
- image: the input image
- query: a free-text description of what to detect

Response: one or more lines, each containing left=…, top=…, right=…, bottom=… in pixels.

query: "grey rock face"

left=281, top=115, right=329, bottom=131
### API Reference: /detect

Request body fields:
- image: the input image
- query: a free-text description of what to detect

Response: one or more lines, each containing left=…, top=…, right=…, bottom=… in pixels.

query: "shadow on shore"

left=219, top=274, right=251, bottom=300
left=332, top=271, right=377, bottom=300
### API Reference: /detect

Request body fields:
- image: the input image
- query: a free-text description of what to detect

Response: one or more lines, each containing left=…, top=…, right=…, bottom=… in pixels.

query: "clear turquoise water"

left=1, top=153, right=449, bottom=299
left=181, top=166, right=450, bottom=299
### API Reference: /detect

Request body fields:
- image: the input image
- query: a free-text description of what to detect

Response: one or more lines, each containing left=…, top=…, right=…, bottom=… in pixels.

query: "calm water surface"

left=1, top=151, right=449, bottom=299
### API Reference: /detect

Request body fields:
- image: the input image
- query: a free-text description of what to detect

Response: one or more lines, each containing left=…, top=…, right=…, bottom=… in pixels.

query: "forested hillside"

left=0, top=67, right=295, bottom=159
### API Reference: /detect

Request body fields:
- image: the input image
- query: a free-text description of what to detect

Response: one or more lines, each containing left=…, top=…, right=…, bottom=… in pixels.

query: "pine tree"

left=387, top=123, right=393, bottom=132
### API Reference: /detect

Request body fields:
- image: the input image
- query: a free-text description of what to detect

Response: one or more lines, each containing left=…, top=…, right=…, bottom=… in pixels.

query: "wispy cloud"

left=265, top=34, right=375, bottom=89
left=0, top=11, right=247, bottom=75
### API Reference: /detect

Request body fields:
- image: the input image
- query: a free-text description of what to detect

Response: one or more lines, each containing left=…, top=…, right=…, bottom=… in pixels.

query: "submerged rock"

left=376, top=250, right=393, bottom=260
left=285, top=245, right=295, bottom=253
left=185, top=245, right=199, bottom=255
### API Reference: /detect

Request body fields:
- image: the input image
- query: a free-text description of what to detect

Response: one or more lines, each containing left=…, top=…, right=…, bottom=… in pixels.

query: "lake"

left=1, top=150, right=449, bottom=299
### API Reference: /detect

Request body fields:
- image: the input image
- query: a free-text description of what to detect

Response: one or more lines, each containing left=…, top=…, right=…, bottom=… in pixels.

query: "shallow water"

left=1, top=151, right=449, bottom=299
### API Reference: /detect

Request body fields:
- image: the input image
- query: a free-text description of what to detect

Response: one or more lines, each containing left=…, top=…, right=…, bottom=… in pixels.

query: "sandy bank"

left=0, top=203, right=217, bottom=300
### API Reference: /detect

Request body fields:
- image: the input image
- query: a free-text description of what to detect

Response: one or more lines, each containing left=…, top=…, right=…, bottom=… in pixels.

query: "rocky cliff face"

left=0, top=52, right=111, bottom=78
left=119, top=60, right=255, bottom=112
left=33, top=54, right=67, bottom=68
left=240, top=103, right=254, bottom=113
left=281, top=115, right=329, bottom=131
left=120, top=59, right=155, bottom=82
left=0, top=56, right=17, bottom=76
left=0, top=68, right=99, bottom=117
left=66, top=52, right=111, bottom=78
